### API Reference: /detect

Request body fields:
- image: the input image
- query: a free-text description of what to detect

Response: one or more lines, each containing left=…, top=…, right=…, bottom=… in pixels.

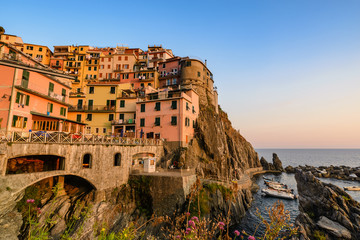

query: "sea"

left=234, top=149, right=360, bottom=238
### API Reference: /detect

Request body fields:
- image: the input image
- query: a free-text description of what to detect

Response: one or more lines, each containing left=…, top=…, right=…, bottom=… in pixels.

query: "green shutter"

left=140, top=118, right=145, bottom=127
left=12, top=115, right=18, bottom=127
left=62, top=88, right=66, bottom=96
left=120, top=100, right=125, bottom=108
left=15, top=92, right=21, bottom=103
left=50, top=103, right=53, bottom=113
left=25, top=95, right=30, bottom=106
left=141, top=104, right=145, bottom=112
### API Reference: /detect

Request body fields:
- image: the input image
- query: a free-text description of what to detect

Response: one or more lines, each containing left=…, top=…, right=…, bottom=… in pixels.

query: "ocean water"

left=256, top=148, right=360, bottom=168
left=235, top=149, right=360, bottom=238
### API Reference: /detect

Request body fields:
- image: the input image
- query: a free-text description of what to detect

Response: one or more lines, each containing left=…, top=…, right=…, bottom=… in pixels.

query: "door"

left=77, top=99, right=83, bottom=110
left=88, top=100, right=93, bottom=110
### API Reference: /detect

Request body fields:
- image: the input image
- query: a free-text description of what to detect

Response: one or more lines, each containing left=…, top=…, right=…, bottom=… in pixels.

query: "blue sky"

left=1, top=0, right=360, bottom=148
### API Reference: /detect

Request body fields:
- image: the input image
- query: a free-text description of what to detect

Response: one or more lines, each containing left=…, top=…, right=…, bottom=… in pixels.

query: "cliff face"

left=295, top=170, right=360, bottom=240
left=175, top=102, right=260, bottom=180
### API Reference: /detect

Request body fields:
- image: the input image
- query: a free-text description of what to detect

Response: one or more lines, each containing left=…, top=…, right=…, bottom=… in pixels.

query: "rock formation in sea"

left=295, top=170, right=360, bottom=240
left=259, top=153, right=284, bottom=172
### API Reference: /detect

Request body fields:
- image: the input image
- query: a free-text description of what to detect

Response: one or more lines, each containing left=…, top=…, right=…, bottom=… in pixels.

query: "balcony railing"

left=68, top=105, right=116, bottom=112
left=111, top=119, right=135, bottom=125
left=51, top=64, right=62, bottom=68
left=0, top=131, right=162, bottom=146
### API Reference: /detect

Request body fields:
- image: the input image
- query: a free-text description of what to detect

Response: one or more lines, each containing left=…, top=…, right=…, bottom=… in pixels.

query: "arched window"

left=114, top=153, right=121, bottom=166
left=83, top=154, right=92, bottom=168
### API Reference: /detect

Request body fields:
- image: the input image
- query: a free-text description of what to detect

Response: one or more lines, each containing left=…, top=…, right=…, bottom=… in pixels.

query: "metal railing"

left=0, top=131, right=162, bottom=146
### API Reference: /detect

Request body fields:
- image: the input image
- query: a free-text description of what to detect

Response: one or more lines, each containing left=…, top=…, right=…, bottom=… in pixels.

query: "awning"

left=30, top=111, right=87, bottom=125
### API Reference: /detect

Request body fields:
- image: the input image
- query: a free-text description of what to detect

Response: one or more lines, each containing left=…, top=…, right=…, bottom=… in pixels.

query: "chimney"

left=205, top=59, right=207, bottom=66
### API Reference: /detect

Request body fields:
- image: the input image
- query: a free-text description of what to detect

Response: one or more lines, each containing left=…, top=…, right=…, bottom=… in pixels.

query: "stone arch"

left=131, top=152, right=156, bottom=172
left=16, top=173, right=97, bottom=194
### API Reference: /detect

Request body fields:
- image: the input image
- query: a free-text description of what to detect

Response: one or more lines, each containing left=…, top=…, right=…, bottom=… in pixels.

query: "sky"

left=1, top=0, right=359, bottom=148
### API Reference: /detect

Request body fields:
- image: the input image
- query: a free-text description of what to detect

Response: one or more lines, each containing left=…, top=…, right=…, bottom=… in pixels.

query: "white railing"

left=0, top=131, right=162, bottom=146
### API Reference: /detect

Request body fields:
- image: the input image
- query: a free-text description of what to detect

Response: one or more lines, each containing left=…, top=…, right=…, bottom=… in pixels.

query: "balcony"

left=51, top=64, right=62, bottom=68
left=68, top=105, right=116, bottom=112
left=114, top=68, right=123, bottom=72
left=111, top=119, right=136, bottom=125
left=1, top=53, right=21, bottom=62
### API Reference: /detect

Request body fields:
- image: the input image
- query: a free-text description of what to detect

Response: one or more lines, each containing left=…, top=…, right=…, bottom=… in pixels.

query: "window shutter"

left=25, top=95, right=30, bottom=106
left=15, top=92, right=21, bottom=103
left=50, top=103, right=53, bottom=112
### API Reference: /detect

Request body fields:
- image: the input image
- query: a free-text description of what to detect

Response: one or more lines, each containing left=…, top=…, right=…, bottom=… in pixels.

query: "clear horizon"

left=1, top=0, right=359, bottom=148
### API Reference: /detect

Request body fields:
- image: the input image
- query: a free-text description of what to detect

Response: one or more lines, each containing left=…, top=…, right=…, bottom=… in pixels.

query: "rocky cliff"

left=295, top=170, right=360, bottom=240
left=165, top=101, right=261, bottom=180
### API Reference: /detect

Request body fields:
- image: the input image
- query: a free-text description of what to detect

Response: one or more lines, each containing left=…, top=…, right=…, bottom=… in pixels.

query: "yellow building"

left=0, top=34, right=23, bottom=46
left=21, top=43, right=53, bottom=65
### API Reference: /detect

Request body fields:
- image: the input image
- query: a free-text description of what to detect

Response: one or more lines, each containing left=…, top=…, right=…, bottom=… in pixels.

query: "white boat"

left=344, top=186, right=360, bottom=191
left=261, top=188, right=296, bottom=200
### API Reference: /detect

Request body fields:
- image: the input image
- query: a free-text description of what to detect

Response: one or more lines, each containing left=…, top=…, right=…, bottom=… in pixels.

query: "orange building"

left=0, top=42, right=85, bottom=133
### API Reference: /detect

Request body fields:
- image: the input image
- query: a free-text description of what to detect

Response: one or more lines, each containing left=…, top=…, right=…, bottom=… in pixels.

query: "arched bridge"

left=0, top=131, right=164, bottom=215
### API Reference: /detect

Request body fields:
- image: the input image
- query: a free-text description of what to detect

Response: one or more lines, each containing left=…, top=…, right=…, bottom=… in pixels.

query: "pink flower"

left=186, top=212, right=190, bottom=217
left=26, top=199, right=35, bottom=203
left=188, top=220, right=195, bottom=228
left=218, top=221, right=225, bottom=226
left=176, top=235, right=181, bottom=239
left=219, top=226, right=224, bottom=230
left=248, top=236, right=255, bottom=240
left=186, top=227, right=191, bottom=232
left=234, top=230, right=240, bottom=236
left=191, top=216, right=199, bottom=222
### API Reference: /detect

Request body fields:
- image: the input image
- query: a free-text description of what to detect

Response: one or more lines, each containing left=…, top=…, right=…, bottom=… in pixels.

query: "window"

left=110, top=86, right=116, bottom=94
left=22, top=70, right=29, bottom=88
left=15, top=92, right=30, bottom=106
left=76, top=114, right=82, bottom=122
left=120, top=100, right=125, bottom=108
left=166, top=79, right=171, bottom=86
left=186, top=61, right=191, bottom=67
left=82, top=154, right=92, bottom=168
left=125, top=56, right=128, bottom=61
left=88, top=67, right=91, bottom=71
left=103, top=128, right=107, bottom=133
left=192, top=106, right=196, bottom=113
left=171, top=101, right=177, bottom=109
left=171, top=116, right=177, bottom=126
left=62, top=88, right=66, bottom=98
left=155, top=102, right=161, bottom=111
left=140, top=118, right=145, bottom=127
left=172, top=78, right=177, bottom=85
left=186, top=102, right=190, bottom=110
left=94, top=60, right=98, bottom=64
left=155, top=117, right=160, bottom=126
left=118, top=56, right=121, bottom=61
left=123, top=73, right=129, bottom=79
left=185, top=117, right=190, bottom=126
left=108, top=65, right=110, bottom=69
left=12, top=115, right=27, bottom=128
left=123, top=64, right=129, bottom=69
left=60, top=107, right=66, bottom=116
left=193, top=120, right=196, bottom=128
left=101, top=58, right=104, bottom=62
left=80, top=47, right=83, bottom=51
left=162, top=63, right=166, bottom=68
left=89, top=86, right=94, bottom=94
left=108, top=58, right=111, bottom=62
left=106, top=100, right=116, bottom=109
left=94, top=75, right=97, bottom=79
left=114, top=153, right=121, bottom=166
left=96, top=128, right=99, bottom=133
left=109, top=114, right=114, bottom=121
left=197, top=71, right=201, bottom=77
left=140, top=104, right=145, bottom=112
left=100, top=65, right=104, bottom=69
left=78, top=56, right=84, bottom=61
left=140, top=83, right=144, bottom=88
left=86, top=114, right=92, bottom=121
left=48, top=82, right=54, bottom=96
left=94, top=66, right=97, bottom=71
left=47, top=103, right=53, bottom=113
left=119, top=113, right=124, bottom=120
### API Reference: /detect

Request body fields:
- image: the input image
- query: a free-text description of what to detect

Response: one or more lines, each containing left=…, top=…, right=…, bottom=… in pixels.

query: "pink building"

left=135, top=87, right=199, bottom=147
left=0, top=43, right=85, bottom=133
left=158, top=57, right=181, bottom=88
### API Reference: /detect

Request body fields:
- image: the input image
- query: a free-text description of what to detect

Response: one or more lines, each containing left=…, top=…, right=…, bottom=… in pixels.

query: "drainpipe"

left=6, top=68, right=18, bottom=133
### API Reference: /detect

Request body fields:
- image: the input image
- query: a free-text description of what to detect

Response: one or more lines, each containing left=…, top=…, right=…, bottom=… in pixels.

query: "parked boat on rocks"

left=261, top=188, right=297, bottom=200
left=344, top=186, right=360, bottom=191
